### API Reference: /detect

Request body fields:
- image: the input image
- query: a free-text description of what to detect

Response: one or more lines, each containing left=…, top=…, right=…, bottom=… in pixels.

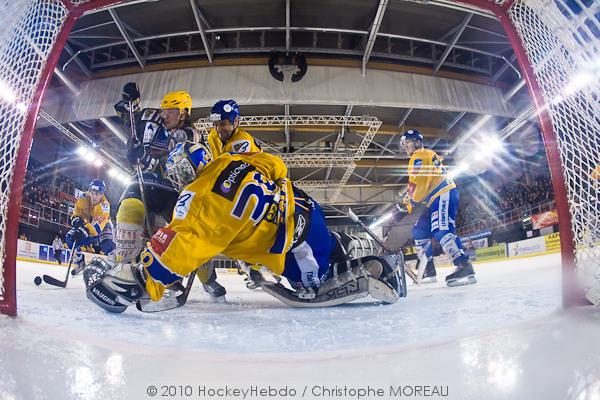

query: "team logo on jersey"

left=174, top=190, right=195, bottom=220
left=231, top=140, right=251, bottom=153
left=293, top=214, right=306, bottom=244
left=212, top=160, right=255, bottom=201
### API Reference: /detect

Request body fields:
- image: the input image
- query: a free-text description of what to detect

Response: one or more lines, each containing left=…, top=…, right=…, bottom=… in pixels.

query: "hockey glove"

left=122, top=82, right=140, bottom=102
left=402, top=193, right=414, bottom=214
left=67, top=226, right=89, bottom=247
left=127, top=135, right=145, bottom=163
left=71, top=215, right=85, bottom=228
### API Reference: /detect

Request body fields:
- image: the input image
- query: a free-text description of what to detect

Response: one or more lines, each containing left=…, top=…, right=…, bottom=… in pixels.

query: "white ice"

left=1, top=254, right=599, bottom=400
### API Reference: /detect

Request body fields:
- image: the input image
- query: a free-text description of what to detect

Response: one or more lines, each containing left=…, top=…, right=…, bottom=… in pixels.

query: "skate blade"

left=446, top=275, right=477, bottom=287
left=209, top=295, right=227, bottom=304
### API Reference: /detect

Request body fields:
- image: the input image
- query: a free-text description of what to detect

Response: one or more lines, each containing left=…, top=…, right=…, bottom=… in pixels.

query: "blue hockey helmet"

left=166, top=140, right=213, bottom=190
left=209, top=99, right=240, bottom=124
left=399, top=129, right=424, bottom=147
left=88, top=179, right=106, bottom=194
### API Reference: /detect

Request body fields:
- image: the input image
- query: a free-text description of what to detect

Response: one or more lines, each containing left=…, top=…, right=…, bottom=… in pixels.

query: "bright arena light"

left=107, top=168, right=118, bottom=177
left=0, top=80, right=17, bottom=103
left=448, top=161, right=470, bottom=180
left=93, top=158, right=103, bottom=167
left=77, top=146, right=89, bottom=156
left=564, top=71, right=594, bottom=96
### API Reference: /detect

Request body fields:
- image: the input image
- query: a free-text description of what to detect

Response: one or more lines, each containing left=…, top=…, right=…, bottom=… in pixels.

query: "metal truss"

left=195, top=114, right=382, bottom=198
left=66, top=3, right=515, bottom=77
left=39, top=110, right=130, bottom=176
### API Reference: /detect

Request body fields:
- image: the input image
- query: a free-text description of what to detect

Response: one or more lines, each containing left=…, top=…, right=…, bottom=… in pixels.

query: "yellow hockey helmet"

left=160, top=91, right=192, bottom=114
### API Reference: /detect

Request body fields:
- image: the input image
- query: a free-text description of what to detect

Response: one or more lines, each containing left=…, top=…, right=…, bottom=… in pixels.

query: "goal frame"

left=0, top=0, right=589, bottom=316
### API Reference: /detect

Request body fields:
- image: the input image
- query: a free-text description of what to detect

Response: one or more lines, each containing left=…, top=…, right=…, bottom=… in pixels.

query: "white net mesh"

left=506, top=0, right=600, bottom=287
left=0, top=0, right=68, bottom=310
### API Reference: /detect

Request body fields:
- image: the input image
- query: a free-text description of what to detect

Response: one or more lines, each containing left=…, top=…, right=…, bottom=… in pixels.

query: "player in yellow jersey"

left=207, top=99, right=264, bottom=287
left=207, top=99, right=261, bottom=157
left=66, top=179, right=115, bottom=275
left=400, top=129, right=476, bottom=287
left=85, top=140, right=405, bottom=312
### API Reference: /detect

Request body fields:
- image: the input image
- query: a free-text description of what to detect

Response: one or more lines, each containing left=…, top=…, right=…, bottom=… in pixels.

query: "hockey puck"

left=34, top=276, right=42, bottom=286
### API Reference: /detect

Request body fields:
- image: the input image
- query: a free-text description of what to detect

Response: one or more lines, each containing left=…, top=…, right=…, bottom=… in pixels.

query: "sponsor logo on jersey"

left=231, top=140, right=251, bottom=153
left=174, top=190, right=195, bottom=220
left=413, top=159, right=423, bottom=174
left=212, top=160, right=256, bottom=201
left=150, top=228, right=176, bottom=256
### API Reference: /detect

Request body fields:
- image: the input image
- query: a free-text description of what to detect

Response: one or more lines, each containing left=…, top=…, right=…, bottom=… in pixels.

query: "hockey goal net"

left=0, top=0, right=598, bottom=315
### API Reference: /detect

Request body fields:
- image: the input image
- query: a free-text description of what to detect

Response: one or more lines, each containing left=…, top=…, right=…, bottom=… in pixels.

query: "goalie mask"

left=166, top=141, right=213, bottom=190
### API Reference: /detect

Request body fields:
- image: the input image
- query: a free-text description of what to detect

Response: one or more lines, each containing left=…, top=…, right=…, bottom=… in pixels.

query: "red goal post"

left=0, top=0, right=598, bottom=315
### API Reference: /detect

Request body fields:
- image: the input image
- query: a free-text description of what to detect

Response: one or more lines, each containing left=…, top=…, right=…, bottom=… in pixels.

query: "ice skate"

left=70, top=253, right=86, bottom=276
left=446, top=259, right=476, bottom=287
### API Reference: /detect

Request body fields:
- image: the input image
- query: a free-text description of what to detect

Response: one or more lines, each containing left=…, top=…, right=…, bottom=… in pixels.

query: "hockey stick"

left=347, top=207, right=419, bottom=284
left=128, top=100, right=155, bottom=236
left=42, top=243, right=77, bottom=288
left=135, top=268, right=198, bottom=312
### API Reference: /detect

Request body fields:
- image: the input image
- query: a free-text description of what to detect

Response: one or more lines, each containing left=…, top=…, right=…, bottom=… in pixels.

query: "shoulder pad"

left=140, top=108, right=162, bottom=124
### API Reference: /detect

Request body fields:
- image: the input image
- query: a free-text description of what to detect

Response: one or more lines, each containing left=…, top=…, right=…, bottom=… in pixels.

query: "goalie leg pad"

left=261, top=277, right=370, bottom=308
left=116, top=198, right=146, bottom=263
left=86, top=260, right=147, bottom=313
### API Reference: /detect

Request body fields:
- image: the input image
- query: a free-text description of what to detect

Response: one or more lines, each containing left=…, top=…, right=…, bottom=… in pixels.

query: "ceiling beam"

left=362, top=0, right=388, bottom=75
left=434, top=13, right=473, bottom=72
left=285, top=0, right=291, bottom=53
left=190, top=0, right=213, bottom=63
left=108, top=8, right=145, bottom=68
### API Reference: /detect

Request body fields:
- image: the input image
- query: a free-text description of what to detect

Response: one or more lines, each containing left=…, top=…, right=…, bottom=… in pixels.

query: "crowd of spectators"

left=457, top=174, right=554, bottom=228
left=21, top=160, right=86, bottom=226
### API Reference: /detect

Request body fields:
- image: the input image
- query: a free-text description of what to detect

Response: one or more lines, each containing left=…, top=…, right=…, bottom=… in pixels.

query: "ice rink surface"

left=1, top=253, right=600, bottom=400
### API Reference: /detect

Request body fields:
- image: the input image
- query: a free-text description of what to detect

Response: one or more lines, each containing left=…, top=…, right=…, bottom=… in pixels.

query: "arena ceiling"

left=34, top=0, right=535, bottom=223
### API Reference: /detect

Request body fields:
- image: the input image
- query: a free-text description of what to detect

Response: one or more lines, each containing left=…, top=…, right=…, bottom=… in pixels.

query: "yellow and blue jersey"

left=141, top=152, right=295, bottom=300
left=407, top=148, right=456, bottom=207
left=207, top=127, right=262, bottom=157
left=72, top=194, right=111, bottom=237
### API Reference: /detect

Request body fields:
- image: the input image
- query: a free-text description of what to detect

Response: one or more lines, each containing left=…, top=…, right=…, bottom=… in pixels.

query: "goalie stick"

left=135, top=268, right=198, bottom=312
left=42, top=243, right=77, bottom=288
left=347, top=207, right=418, bottom=284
